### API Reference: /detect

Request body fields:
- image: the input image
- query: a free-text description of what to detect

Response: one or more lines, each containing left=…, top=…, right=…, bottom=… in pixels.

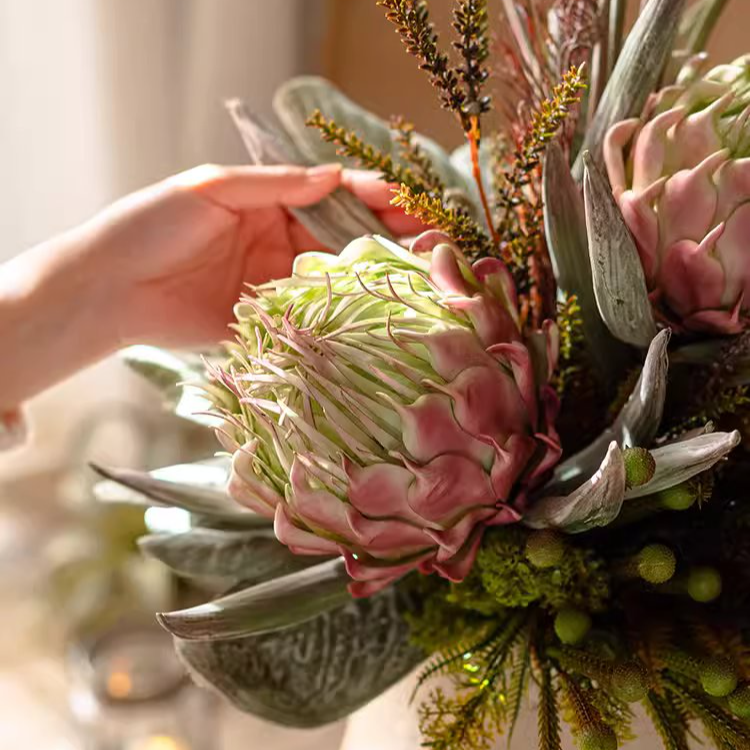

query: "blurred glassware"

left=68, top=623, right=217, bottom=750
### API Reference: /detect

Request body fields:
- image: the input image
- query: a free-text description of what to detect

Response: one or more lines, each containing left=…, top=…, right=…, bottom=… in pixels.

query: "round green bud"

left=700, top=656, right=739, bottom=697
left=623, top=447, right=656, bottom=488
left=728, top=683, right=750, bottom=719
left=525, top=530, right=565, bottom=568
left=610, top=661, right=649, bottom=703
left=578, top=725, right=618, bottom=750
left=657, top=482, right=697, bottom=511
left=687, top=566, right=722, bottom=602
left=554, top=607, right=592, bottom=645
left=637, top=544, right=676, bottom=584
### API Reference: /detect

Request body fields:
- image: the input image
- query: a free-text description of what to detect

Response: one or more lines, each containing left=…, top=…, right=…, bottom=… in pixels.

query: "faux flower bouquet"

left=96, top=1, right=750, bottom=748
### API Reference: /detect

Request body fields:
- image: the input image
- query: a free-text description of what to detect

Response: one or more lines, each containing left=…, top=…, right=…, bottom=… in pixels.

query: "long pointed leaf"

left=175, top=583, right=423, bottom=727
left=548, top=329, right=670, bottom=493
left=625, top=430, right=741, bottom=499
left=121, top=346, right=204, bottom=404
left=139, top=528, right=321, bottom=584
left=583, top=151, right=657, bottom=347
left=543, top=141, right=627, bottom=385
left=92, top=461, right=270, bottom=528
left=226, top=98, right=388, bottom=252
left=274, top=76, right=467, bottom=191
left=573, top=0, right=687, bottom=178
left=677, top=0, right=729, bottom=57
left=524, top=442, right=627, bottom=532
left=157, top=559, right=351, bottom=640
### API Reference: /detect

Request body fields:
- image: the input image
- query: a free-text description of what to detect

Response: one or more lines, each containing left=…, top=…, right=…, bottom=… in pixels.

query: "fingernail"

left=307, top=163, right=343, bottom=180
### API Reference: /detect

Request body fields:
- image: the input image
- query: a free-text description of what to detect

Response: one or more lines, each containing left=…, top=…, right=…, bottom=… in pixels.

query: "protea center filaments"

left=210, top=231, right=561, bottom=595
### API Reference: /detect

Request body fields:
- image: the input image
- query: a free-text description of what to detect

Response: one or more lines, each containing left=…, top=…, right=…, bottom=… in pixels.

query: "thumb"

left=172, top=163, right=343, bottom=210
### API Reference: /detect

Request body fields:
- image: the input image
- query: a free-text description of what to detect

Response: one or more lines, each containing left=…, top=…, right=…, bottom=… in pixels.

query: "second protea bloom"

left=212, top=232, right=560, bottom=596
left=604, top=55, right=750, bottom=333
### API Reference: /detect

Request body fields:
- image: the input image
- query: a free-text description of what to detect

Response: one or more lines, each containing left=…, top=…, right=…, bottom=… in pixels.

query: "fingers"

left=341, top=170, right=396, bottom=210
left=379, top=208, right=430, bottom=237
left=342, top=170, right=431, bottom=235
left=287, top=221, right=332, bottom=253
left=169, top=163, right=343, bottom=210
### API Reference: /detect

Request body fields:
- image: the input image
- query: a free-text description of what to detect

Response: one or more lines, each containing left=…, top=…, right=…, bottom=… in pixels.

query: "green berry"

left=657, top=482, right=697, bottom=511
left=579, top=725, right=618, bottom=750
left=610, top=661, right=649, bottom=703
left=637, top=544, right=676, bottom=584
left=623, top=447, right=656, bottom=488
left=525, top=530, right=565, bottom=568
left=687, top=566, right=722, bottom=602
left=554, top=607, right=592, bottom=645
left=728, top=683, right=750, bottom=719
left=700, top=656, right=738, bottom=697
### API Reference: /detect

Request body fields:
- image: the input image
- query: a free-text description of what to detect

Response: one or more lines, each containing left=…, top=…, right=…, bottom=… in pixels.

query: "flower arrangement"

left=95, top=1, right=750, bottom=748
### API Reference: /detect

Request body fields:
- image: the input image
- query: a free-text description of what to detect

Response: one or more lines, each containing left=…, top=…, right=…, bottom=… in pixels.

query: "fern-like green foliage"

left=504, top=643, right=531, bottom=744
left=537, top=660, right=562, bottom=750
left=419, top=686, right=504, bottom=750
left=495, top=65, right=587, bottom=270
left=644, top=693, right=691, bottom=750
left=665, top=675, right=750, bottom=750
left=390, top=183, right=494, bottom=259
left=390, top=116, right=445, bottom=195
left=306, top=109, right=426, bottom=191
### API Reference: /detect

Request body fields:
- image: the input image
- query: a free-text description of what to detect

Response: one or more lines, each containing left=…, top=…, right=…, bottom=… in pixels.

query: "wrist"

left=0, top=227, right=123, bottom=408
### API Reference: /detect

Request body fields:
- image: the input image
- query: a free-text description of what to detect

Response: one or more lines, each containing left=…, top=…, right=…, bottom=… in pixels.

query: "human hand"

left=0, top=163, right=424, bottom=410
left=85, top=163, right=424, bottom=348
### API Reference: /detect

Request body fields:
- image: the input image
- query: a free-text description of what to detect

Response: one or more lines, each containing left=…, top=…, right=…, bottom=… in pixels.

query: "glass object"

left=68, top=624, right=217, bottom=750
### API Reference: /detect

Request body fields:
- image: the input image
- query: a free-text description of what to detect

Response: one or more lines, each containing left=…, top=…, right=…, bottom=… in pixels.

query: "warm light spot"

left=106, top=670, right=133, bottom=698
left=127, top=736, right=187, bottom=750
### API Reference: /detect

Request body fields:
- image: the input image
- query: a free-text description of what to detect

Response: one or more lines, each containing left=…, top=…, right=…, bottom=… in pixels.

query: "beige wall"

left=324, top=0, right=748, bottom=148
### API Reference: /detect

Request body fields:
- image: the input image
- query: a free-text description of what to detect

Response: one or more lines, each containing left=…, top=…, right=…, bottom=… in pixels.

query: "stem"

left=467, top=116, right=501, bottom=251
left=608, top=0, right=627, bottom=78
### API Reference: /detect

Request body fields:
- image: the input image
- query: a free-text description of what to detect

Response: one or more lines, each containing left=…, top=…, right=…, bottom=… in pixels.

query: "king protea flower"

left=604, top=55, right=750, bottom=333
left=211, top=232, right=561, bottom=596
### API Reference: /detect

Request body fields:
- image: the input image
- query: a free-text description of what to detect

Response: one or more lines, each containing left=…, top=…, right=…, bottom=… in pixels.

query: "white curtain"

left=0, top=0, right=326, bottom=479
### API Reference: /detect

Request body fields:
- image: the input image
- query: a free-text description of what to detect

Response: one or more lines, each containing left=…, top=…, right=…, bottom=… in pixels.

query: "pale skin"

left=0, top=163, right=423, bottom=412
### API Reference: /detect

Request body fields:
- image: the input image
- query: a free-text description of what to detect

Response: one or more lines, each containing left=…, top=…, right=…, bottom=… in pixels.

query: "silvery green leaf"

left=548, top=329, right=670, bottom=493
left=273, top=76, right=465, bottom=190
left=121, top=346, right=204, bottom=406
left=157, top=559, right=351, bottom=641
left=120, top=345, right=222, bottom=427
left=139, top=527, right=320, bottom=585
left=543, top=141, right=627, bottom=383
left=625, top=430, right=741, bottom=499
left=573, top=0, right=687, bottom=178
left=676, top=0, right=729, bottom=57
left=583, top=152, right=658, bottom=347
left=524, top=442, right=626, bottom=532
left=175, top=583, right=423, bottom=727
left=92, top=460, right=270, bottom=528
left=226, top=98, right=388, bottom=252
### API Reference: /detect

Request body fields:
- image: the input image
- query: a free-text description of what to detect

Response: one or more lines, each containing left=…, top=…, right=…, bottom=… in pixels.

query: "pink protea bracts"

left=604, top=55, right=750, bottom=334
left=211, top=232, right=561, bottom=596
